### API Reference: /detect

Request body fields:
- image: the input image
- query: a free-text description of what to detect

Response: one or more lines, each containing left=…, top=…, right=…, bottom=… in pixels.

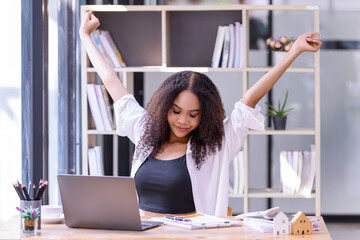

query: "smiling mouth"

left=175, top=126, right=189, bottom=132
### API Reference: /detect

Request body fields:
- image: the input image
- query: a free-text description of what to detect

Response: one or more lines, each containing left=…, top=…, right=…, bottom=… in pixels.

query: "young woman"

left=80, top=11, right=321, bottom=216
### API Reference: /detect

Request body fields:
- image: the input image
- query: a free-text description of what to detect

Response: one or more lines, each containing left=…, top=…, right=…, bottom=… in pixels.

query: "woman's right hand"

left=79, top=11, right=100, bottom=39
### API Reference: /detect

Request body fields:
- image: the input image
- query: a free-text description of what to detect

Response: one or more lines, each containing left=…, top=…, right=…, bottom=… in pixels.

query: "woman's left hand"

left=292, top=31, right=322, bottom=53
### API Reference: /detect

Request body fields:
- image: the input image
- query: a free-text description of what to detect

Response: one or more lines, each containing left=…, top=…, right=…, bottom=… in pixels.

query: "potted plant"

left=16, top=206, right=40, bottom=233
left=265, top=90, right=294, bottom=130
left=266, top=36, right=294, bottom=64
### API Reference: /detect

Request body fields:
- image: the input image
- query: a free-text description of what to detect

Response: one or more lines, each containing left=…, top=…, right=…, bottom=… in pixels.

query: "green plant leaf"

left=281, top=90, right=289, bottom=113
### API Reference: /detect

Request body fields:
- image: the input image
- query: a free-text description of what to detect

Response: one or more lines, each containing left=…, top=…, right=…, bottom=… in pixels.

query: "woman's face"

left=167, top=90, right=201, bottom=141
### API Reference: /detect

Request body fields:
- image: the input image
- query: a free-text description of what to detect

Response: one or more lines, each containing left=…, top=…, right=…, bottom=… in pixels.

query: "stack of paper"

left=151, top=212, right=241, bottom=230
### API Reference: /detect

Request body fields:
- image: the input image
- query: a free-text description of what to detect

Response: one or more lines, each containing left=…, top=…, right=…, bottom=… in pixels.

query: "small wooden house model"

left=290, top=211, right=312, bottom=235
left=273, top=211, right=289, bottom=235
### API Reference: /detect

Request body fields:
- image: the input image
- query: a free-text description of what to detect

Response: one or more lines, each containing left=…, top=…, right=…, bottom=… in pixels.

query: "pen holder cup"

left=20, top=200, right=41, bottom=231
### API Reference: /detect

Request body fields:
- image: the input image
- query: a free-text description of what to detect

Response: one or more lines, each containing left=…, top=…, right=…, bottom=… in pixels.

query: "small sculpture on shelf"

left=273, top=210, right=289, bottom=235
left=290, top=211, right=312, bottom=235
left=265, top=90, right=294, bottom=130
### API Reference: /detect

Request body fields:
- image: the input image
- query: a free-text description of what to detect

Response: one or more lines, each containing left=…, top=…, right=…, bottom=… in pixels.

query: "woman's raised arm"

left=242, top=31, right=322, bottom=108
left=79, top=11, right=129, bottom=102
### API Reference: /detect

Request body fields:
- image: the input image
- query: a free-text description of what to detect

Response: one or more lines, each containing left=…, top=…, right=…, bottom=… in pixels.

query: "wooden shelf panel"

left=229, top=193, right=244, bottom=198
left=249, top=128, right=316, bottom=135
left=248, top=188, right=316, bottom=198
left=87, top=67, right=245, bottom=73
left=87, top=67, right=315, bottom=73
left=82, top=5, right=319, bottom=12
left=88, top=129, right=117, bottom=135
left=247, top=67, right=315, bottom=73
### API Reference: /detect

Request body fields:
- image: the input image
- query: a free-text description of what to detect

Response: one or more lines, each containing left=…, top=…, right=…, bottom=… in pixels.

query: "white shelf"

left=87, top=66, right=314, bottom=73
left=87, top=67, right=246, bottom=73
left=87, top=130, right=117, bottom=135
left=247, top=67, right=315, bottom=73
left=247, top=188, right=316, bottom=199
left=229, top=193, right=244, bottom=198
left=81, top=4, right=321, bottom=216
left=249, top=128, right=316, bottom=135
left=230, top=189, right=315, bottom=199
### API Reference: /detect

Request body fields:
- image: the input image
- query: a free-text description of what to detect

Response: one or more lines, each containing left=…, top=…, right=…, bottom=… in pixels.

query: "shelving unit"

left=81, top=4, right=320, bottom=216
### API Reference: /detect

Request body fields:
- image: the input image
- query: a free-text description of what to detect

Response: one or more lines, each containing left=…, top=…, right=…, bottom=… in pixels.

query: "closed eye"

left=173, top=110, right=180, bottom=114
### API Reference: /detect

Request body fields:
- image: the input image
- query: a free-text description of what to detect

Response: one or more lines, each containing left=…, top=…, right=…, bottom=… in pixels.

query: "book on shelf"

left=98, top=30, right=126, bottom=68
left=227, top=23, right=235, bottom=68
left=90, top=31, right=114, bottom=67
left=88, top=146, right=104, bottom=176
left=234, top=22, right=243, bottom=68
left=87, top=84, right=105, bottom=131
left=87, top=84, right=114, bottom=131
left=211, top=22, right=243, bottom=68
left=280, top=145, right=316, bottom=195
left=94, top=85, right=112, bottom=131
left=100, top=85, right=115, bottom=129
left=211, top=25, right=226, bottom=68
left=221, top=25, right=230, bottom=68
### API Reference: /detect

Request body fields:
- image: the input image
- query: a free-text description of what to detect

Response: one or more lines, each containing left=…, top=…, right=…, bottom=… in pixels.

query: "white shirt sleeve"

left=113, top=94, right=147, bottom=144
left=223, top=99, right=265, bottom=161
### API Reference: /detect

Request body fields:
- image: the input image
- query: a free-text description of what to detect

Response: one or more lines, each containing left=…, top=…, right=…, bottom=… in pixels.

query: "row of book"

left=280, top=144, right=316, bottom=195
left=211, top=22, right=243, bottom=68
left=90, top=29, right=126, bottom=68
left=88, top=146, right=104, bottom=176
left=87, top=84, right=115, bottom=131
left=229, top=151, right=244, bottom=194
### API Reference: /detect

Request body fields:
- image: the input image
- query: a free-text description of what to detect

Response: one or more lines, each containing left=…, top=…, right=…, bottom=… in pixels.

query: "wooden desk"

left=0, top=216, right=331, bottom=239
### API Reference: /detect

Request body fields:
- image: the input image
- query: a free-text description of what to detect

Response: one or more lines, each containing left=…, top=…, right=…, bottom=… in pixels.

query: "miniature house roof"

left=290, top=211, right=312, bottom=235
left=291, top=211, right=310, bottom=224
left=274, top=211, right=288, bottom=221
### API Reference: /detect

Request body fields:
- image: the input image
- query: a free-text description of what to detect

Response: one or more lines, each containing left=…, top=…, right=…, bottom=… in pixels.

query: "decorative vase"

left=20, top=200, right=41, bottom=230
left=273, top=51, right=287, bottom=65
left=273, top=116, right=287, bottom=130
left=22, top=218, right=38, bottom=234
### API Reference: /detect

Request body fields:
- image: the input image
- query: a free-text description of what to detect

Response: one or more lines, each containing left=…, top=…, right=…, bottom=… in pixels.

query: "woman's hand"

left=291, top=31, right=322, bottom=54
left=79, top=11, right=100, bottom=39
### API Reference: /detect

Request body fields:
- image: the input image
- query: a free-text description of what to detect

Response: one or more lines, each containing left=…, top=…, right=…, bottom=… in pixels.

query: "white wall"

left=0, top=0, right=22, bottom=226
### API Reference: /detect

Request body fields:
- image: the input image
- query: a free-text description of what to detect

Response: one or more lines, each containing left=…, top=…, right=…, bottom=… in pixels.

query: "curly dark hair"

left=137, top=71, right=226, bottom=169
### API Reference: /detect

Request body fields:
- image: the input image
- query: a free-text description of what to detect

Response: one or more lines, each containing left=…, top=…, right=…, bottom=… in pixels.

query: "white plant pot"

left=273, top=51, right=287, bottom=65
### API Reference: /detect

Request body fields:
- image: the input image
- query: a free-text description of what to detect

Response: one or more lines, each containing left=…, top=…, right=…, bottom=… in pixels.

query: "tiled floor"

left=326, top=222, right=360, bottom=239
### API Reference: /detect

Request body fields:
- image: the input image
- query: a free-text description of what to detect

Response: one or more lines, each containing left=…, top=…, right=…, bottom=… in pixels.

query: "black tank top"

left=134, top=154, right=196, bottom=214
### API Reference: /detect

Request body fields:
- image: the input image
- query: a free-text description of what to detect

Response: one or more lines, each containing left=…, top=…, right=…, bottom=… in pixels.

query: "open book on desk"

left=151, top=212, right=241, bottom=230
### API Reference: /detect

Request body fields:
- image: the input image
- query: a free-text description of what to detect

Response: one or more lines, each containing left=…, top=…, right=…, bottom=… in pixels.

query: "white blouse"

left=114, top=94, right=265, bottom=216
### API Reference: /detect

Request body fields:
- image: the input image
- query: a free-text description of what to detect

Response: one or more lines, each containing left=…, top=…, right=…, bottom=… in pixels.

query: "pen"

left=165, top=216, right=192, bottom=222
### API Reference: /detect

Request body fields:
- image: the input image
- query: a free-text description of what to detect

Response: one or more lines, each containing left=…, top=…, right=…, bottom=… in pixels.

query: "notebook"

left=57, top=174, right=162, bottom=231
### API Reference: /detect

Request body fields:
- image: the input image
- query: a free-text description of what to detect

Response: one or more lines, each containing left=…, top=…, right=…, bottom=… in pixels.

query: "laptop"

left=57, top=174, right=162, bottom=231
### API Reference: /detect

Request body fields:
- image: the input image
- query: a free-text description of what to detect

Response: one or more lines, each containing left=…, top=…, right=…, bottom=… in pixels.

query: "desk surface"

left=0, top=216, right=332, bottom=240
